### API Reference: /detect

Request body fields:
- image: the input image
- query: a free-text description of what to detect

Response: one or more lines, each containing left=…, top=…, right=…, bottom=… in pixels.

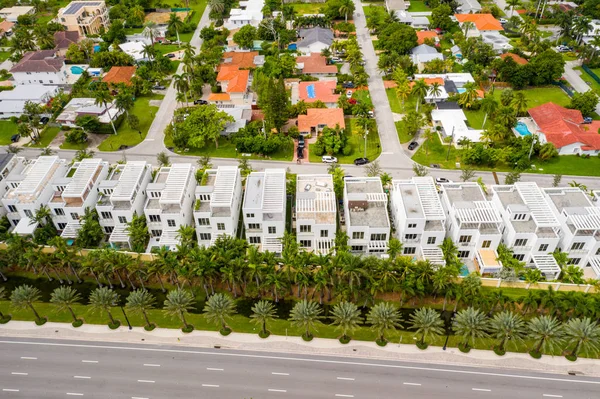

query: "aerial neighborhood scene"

left=1, top=0, right=600, bottom=396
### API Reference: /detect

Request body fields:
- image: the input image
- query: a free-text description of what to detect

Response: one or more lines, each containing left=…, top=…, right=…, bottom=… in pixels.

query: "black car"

left=10, top=134, right=20, bottom=143
left=342, top=81, right=355, bottom=89
left=194, top=99, right=208, bottom=105
left=298, top=135, right=305, bottom=148
left=354, top=157, right=369, bottom=165
left=152, top=85, right=166, bottom=90
left=40, top=116, right=49, bottom=125
left=408, top=141, right=419, bottom=150
left=430, top=163, right=441, bottom=168
left=165, top=53, right=176, bottom=59
left=297, top=146, right=304, bottom=159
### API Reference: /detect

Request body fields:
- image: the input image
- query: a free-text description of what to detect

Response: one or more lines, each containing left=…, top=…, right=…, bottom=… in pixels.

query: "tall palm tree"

left=203, top=293, right=236, bottom=333
left=458, top=82, right=479, bottom=109
left=208, top=0, right=226, bottom=18
left=338, top=0, right=355, bottom=23
left=564, top=317, right=600, bottom=358
left=489, top=310, right=526, bottom=353
left=462, top=21, right=475, bottom=37
left=0, top=286, right=10, bottom=322
left=429, top=82, right=442, bottom=102
left=505, top=0, right=521, bottom=17
left=164, top=289, right=195, bottom=331
left=331, top=301, right=362, bottom=342
left=452, top=307, right=489, bottom=350
left=50, top=286, right=83, bottom=325
left=173, top=73, right=190, bottom=106
left=511, top=92, right=528, bottom=116
left=528, top=315, right=564, bottom=355
left=126, top=289, right=156, bottom=330
left=115, top=90, right=134, bottom=119
left=143, top=21, right=160, bottom=47
left=289, top=300, right=323, bottom=340
left=93, top=83, right=118, bottom=135
left=167, top=13, right=184, bottom=45
left=480, top=94, right=498, bottom=128
left=410, top=307, right=445, bottom=347
left=411, top=79, right=429, bottom=112
left=11, top=285, right=44, bottom=324
left=89, top=287, right=120, bottom=327
left=367, top=302, right=402, bottom=345
left=250, top=300, right=278, bottom=337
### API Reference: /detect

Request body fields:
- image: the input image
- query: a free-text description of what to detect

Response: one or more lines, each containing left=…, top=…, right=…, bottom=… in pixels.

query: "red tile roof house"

left=102, top=66, right=136, bottom=86
left=298, top=108, right=345, bottom=136
left=528, top=102, right=600, bottom=155
left=296, top=53, right=337, bottom=77
left=298, top=80, right=340, bottom=108
left=208, top=66, right=251, bottom=105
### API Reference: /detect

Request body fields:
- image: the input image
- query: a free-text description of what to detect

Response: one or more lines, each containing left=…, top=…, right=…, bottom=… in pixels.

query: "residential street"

left=0, top=337, right=598, bottom=399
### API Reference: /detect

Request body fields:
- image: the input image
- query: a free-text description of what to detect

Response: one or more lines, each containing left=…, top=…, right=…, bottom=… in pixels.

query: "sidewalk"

left=1, top=321, right=598, bottom=376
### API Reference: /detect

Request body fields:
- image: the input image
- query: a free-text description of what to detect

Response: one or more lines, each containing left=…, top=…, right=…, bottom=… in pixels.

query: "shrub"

left=65, top=129, right=88, bottom=144
left=529, top=349, right=542, bottom=359
left=220, top=327, right=232, bottom=336
left=339, top=335, right=351, bottom=344
left=72, top=319, right=84, bottom=328
left=144, top=323, right=156, bottom=331
left=376, top=338, right=387, bottom=347
left=458, top=343, right=471, bottom=353
left=493, top=346, right=506, bottom=356
left=182, top=325, right=194, bottom=333
left=259, top=330, right=270, bottom=339
left=302, top=333, right=314, bottom=342
left=108, top=320, right=121, bottom=330
left=35, top=317, right=48, bottom=326
left=416, top=341, right=429, bottom=350
left=0, top=315, right=11, bottom=324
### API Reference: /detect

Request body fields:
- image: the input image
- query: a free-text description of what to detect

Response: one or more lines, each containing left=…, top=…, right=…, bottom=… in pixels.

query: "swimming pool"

left=460, top=265, right=469, bottom=277
left=288, top=43, right=297, bottom=50
left=457, top=88, right=466, bottom=94
left=515, top=121, right=532, bottom=136
left=70, top=66, right=84, bottom=74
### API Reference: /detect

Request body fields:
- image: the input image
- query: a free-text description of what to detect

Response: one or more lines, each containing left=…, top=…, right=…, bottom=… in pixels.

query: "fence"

left=582, top=64, right=600, bottom=85
left=553, top=81, right=574, bottom=97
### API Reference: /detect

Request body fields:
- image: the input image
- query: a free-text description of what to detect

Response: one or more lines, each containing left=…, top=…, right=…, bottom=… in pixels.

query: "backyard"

left=407, top=0, right=430, bottom=12
left=412, top=131, right=461, bottom=169
left=289, top=2, right=324, bottom=15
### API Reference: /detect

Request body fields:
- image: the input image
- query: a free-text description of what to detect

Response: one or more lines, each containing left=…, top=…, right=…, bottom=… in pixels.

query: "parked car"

left=40, top=116, right=49, bottom=125
left=556, top=45, right=570, bottom=52
left=152, top=85, right=166, bottom=90
left=346, top=90, right=353, bottom=99
left=583, top=116, right=593, bottom=124
left=408, top=141, right=419, bottom=150
left=165, top=53, right=176, bottom=59
left=499, top=18, right=508, bottom=24
left=194, top=99, right=208, bottom=105
left=430, top=163, right=441, bottom=168
left=342, top=81, right=355, bottom=89
left=367, top=110, right=374, bottom=118
left=298, top=135, right=305, bottom=148
left=10, top=134, right=20, bottom=143
left=353, top=157, right=369, bottom=165
left=297, top=147, right=304, bottom=159
left=322, top=155, right=338, bottom=163
left=435, top=177, right=452, bottom=184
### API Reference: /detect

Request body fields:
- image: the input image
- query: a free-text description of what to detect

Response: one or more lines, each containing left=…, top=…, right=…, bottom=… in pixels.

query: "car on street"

left=322, top=155, right=338, bottom=163
left=165, top=53, right=176, bottom=59
left=353, top=157, right=369, bottom=165
left=194, top=99, right=208, bottom=105
left=346, top=90, right=353, bottom=99
left=435, top=177, right=453, bottom=184
left=408, top=141, right=418, bottom=150
left=297, top=147, right=304, bottom=159
left=298, top=135, right=305, bottom=148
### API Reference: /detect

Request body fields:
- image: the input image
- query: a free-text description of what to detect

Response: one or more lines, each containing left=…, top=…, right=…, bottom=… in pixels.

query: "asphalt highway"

left=0, top=337, right=598, bottom=399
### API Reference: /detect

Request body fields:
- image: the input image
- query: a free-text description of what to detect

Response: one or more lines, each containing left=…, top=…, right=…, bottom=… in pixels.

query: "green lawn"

left=308, top=118, right=382, bottom=164
left=407, top=0, right=430, bottom=11
left=464, top=108, right=488, bottom=130
left=529, top=155, right=600, bottom=176
left=396, top=121, right=413, bottom=144
left=0, top=51, right=10, bottom=62
left=352, top=89, right=373, bottom=109
left=412, top=131, right=461, bottom=169
left=386, top=89, right=417, bottom=114
left=60, top=141, right=88, bottom=150
left=29, top=127, right=61, bottom=148
left=98, top=94, right=164, bottom=152
left=0, top=121, right=18, bottom=145
left=289, top=2, right=324, bottom=14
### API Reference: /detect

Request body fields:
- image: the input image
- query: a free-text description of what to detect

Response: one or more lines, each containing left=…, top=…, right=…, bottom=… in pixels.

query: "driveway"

left=562, top=60, right=600, bottom=115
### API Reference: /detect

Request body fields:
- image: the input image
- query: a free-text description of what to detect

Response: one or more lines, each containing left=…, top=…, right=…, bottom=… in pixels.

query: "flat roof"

left=62, top=1, right=102, bottom=15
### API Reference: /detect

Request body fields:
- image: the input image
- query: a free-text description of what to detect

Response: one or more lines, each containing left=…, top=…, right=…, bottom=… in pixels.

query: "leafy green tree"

left=431, top=4, right=454, bottom=31
left=203, top=293, right=236, bottom=333
left=569, top=91, right=599, bottom=117
left=233, top=25, right=257, bottom=49
left=489, top=310, right=526, bottom=353
left=126, top=213, right=150, bottom=253
left=76, top=208, right=104, bottom=248
left=175, top=104, right=234, bottom=149
left=164, top=289, right=195, bottom=330
left=75, top=115, right=101, bottom=134
left=331, top=301, right=362, bottom=342
left=50, top=286, right=82, bottom=325
left=89, top=287, right=120, bottom=326
left=367, top=302, right=402, bottom=344
left=564, top=318, right=600, bottom=358
left=126, top=289, right=156, bottom=329
left=409, top=308, right=445, bottom=347
left=453, top=307, right=489, bottom=350
left=378, top=23, right=418, bottom=55
left=250, top=300, right=278, bottom=337
left=528, top=315, right=564, bottom=355
left=289, top=300, right=323, bottom=339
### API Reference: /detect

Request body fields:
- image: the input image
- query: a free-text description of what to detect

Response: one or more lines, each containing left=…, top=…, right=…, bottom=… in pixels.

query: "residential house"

left=412, top=77, right=448, bottom=102
left=296, top=53, right=337, bottom=77
left=194, top=166, right=243, bottom=247
left=102, top=66, right=136, bottom=86
left=144, top=164, right=197, bottom=251
left=500, top=52, right=528, bottom=65
left=298, top=108, right=345, bottom=136
left=482, top=31, right=513, bottom=52
left=208, top=66, right=251, bottom=105
left=47, top=158, right=109, bottom=238
left=416, top=30, right=439, bottom=45
left=219, top=106, right=252, bottom=135
left=297, top=27, right=334, bottom=54
left=0, top=85, right=58, bottom=119
left=118, top=41, right=147, bottom=62
left=220, top=51, right=261, bottom=69
left=57, top=1, right=110, bottom=36
left=10, top=50, right=68, bottom=85
left=411, top=44, right=444, bottom=69
left=243, top=169, right=286, bottom=254
left=344, top=177, right=390, bottom=256
left=96, top=161, right=152, bottom=249
left=385, top=0, right=407, bottom=12
left=491, top=183, right=563, bottom=279
left=297, top=80, right=340, bottom=108
left=0, top=154, right=27, bottom=216
left=56, top=97, right=123, bottom=127
left=456, top=0, right=482, bottom=14
left=53, top=31, right=80, bottom=56
left=440, top=182, right=504, bottom=273
left=543, top=187, right=600, bottom=277
left=0, top=6, right=34, bottom=23
left=225, top=0, right=265, bottom=29
left=528, top=102, right=600, bottom=155
left=390, top=177, right=447, bottom=265
left=1, top=156, right=69, bottom=235
left=0, top=20, right=14, bottom=38
left=295, top=174, right=336, bottom=254
left=455, top=14, right=503, bottom=37
left=431, top=105, right=484, bottom=144
left=396, top=11, right=430, bottom=29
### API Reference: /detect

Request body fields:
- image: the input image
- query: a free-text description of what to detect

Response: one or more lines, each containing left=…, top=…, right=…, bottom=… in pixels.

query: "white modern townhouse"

left=390, top=177, right=446, bottom=265
left=344, top=177, right=390, bottom=256
left=243, top=169, right=286, bottom=254
left=543, top=186, right=600, bottom=277
left=96, top=161, right=152, bottom=249
left=491, top=182, right=563, bottom=280
left=1, top=156, right=69, bottom=235
left=144, top=163, right=196, bottom=252
left=295, top=174, right=336, bottom=254
left=47, top=158, right=109, bottom=239
left=0, top=154, right=27, bottom=217
left=194, top=166, right=243, bottom=247
left=440, top=182, right=504, bottom=274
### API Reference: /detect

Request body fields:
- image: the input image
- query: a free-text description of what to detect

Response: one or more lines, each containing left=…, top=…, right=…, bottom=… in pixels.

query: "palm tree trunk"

left=0, top=270, right=6, bottom=282
left=68, top=306, right=78, bottom=322
left=535, top=339, right=544, bottom=354
left=115, top=272, right=125, bottom=288
left=143, top=310, right=151, bottom=328
left=28, top=303, right=41, bottom=322
left=453, top=298, right=460, bottom=312
left=180, top=311, right=189, bottom=328
left=442, top=293, right=448, bottom=311
left=107, top=309, right=115, bottom=325
left=105, top=102, right=118, bottom=135
left=70, top=265, right=82, bottom=284
left=158, top=277, right=166, bottom=293
left=262, top=320, right=267, bottom=335
left=53, top=269, right=63, bottom=284
left=91, top=271, right=102, bottom=287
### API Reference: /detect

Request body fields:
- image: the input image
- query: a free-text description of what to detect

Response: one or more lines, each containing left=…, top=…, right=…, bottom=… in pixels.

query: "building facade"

left=58, top=1, right=110, bottom=36
left=295, top=174, right=336, bottom=254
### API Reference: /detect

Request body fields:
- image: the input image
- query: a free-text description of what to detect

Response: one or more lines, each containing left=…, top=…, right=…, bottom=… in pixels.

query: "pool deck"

left=514, top=117, right=539, bottom=138
left=66, top=64, right=90, bottom=85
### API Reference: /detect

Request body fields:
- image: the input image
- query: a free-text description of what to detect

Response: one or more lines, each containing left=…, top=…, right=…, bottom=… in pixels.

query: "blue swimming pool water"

left=457, top=88, right=466, bottom=94
left=306, top=84, right=316, bottom=99
left=288, top=43, right=297, bottom=50
left=93, top=44, right=100, bottom=53
left=460, top=265, right=469, bottom=277
left=70, top=66, right=84, bottom=74
left=515, top=121, right=531, bottom=136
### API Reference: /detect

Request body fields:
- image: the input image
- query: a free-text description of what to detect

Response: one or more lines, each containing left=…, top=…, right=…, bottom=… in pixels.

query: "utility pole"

left=446, top=126, right=455, bottom=161
left=528, top=134, right=537, bottom=160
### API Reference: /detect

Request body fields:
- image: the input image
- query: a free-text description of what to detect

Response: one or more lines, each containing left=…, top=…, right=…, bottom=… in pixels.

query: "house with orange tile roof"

left=455, top=14, right=503, bottom=37
left=220, top=51, right=261, bottom=69
left=297, top=80, right=340, bottom=108
left=208, top=66, right=251, bottom=105
left=0, top=20, right=14, bottom=38
left=298, top=108, right=345, bottom=136
left=102, top=66, right=136, bottom=86
left=528, top=102, right=600, bottom=155
left=500, top=52, right=528, bottom=65
left=416, top=30, right=438, bottom=45
left=296, top=53, right=337, bottom=76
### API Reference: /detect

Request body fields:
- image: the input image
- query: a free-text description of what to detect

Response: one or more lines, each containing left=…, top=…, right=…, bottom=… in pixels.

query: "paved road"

left=0, top=337, right=598, bottom=399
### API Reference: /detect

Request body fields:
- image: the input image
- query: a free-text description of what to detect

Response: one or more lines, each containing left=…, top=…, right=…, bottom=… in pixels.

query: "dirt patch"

left=145, top=11, right=188, bottom=24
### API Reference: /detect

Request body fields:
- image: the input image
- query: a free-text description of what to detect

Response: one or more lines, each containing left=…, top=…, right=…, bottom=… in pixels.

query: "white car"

left=322, top=155, right=338, bottom=163
left=499, top=18, right=508, bottom=24
left=346, top=90, right=353, bottom=99
left=435, top=177, right=453, bottom=184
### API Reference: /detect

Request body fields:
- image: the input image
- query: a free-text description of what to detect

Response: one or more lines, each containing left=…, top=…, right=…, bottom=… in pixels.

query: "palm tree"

left=411, top=79, right=429, bottom=112
left=50, top=286, right=83, bottom=326
left=30, top=205, right=52, bottom=226
left=164, top=289, right=195, bottom=331
left=458, top=82, right=479, bottom=109
left=367, top=302, right=402, bottom=345
left=564, top=317, right=600, bottom=358
left=462, top=21, right=475, bottom=37
left=173, top=73, right=190, bottom=106
left=505, top=0, right=521, bottom=17
left=511, top=92, right=528, bottom=116
left=338, top=0, right=355, bottom=23
left=143, top=21, right=160, bottom=47
left=89, top=287, right=120, bottom=327
left=489, top=310, right=526, bottom=353
left=167, top=13, right=184, bottom=45
left=250, top=300, right=278, bottom=337
left=203, top=293, right=236, bottom=333
left=429, top=82, right=442, bottom=102
left=11, top=285, right=44, bottom=324
left=93, top=84, right=118, bottom=135
left=115, top=90, right=134, bottom=119
left=126, top=289, right=156, bottom=330
left=480, top=94, right=498, bottom=128
left=452, top=307, right=489, bottom=350
left=0, top=286, right=10, bottom=322
left=410, top=308, right=445, bottom=347
left=331, top=301, right=362, bottom=342
left=208, top=0, right=226, bottom=17
left=528, top=315, right=564, bottom=355
left=289, top=300, right=323, bottom=340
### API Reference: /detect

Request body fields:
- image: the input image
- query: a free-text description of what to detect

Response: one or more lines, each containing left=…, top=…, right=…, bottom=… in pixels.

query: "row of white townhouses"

left=0, top=155, right=599, bottom=279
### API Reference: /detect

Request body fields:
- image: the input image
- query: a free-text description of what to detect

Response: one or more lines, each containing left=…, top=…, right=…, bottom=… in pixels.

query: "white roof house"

left=225, top=0, right=264, bottom=29
left=0, top=85, right=58, bottom=119
left=431, top=109, right=484, bottom=144
left=411, top=44, right=444, bottom=66
left=0, top=6, right=34, bottom=22
left=56, top=97, right=123, bottom=126
left=118, top=41, right=147, bottom=62
left=457, top=0, right=482, bottom=13
left=295, top=174, right=336, bottom=254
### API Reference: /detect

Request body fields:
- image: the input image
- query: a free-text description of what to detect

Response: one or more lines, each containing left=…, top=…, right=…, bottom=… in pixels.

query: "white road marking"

left=20, top=357, right=36, bottom=360
left=81, top=360, right=98, bottom=363
left=472, top=388, right=491, bottom=392
left=543, top=395, right=563, bottom=398
left=272, top=372, right=290, bottom=376
left=143, top=364, right=160, bottom=367
left=137, top=380, right=155, bottom=383
left=268, top=389, right=287, bottom=392
left=337, top=377, right=355, bottom=381
left=11, top=372, right=28, bottom=376
left=403, top=382, right=421, bottom=386
left=131, top=397, right=149, bottom=399
left=3, top=340, right=599, bottom=386
left=335, top=395, right=354, bottom=398
left=2, top=389, right=19, bottom=392
left=207, top=368, right=224, bottom=371
left=73, top=376, right=91, bottom=379
left=202, top=384, right=219, bottom=388
left=66, top=393, right=84, bottom=396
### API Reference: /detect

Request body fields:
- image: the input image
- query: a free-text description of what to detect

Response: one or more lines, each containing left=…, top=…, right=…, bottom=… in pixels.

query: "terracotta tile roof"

left=455, top=14, right=503, bottom=31
left=416, top=30, right=438, bottom=45
left=298, top=108, right=345, bottom=133
left=54, top=30, right=79, bottom=49
left=102, top=66, right=136, bottom=85
left=221, top=51, right=259, bottom=69
left=528, top=102, right=600, bottom=150
left=0, top=20, right=14, bottom=34
left=208, top=93, right=231, bottom=101
left=410, top=78, right=445, bottom=88
left=298, top=80, right=339, bottom=103
left=217, top=66, right=249, bottom=93
left=500, top=52, right=528, bottom=65
left=10, top=50, right=65, bottom=73
left=296, top=53, right=337, bottom=75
